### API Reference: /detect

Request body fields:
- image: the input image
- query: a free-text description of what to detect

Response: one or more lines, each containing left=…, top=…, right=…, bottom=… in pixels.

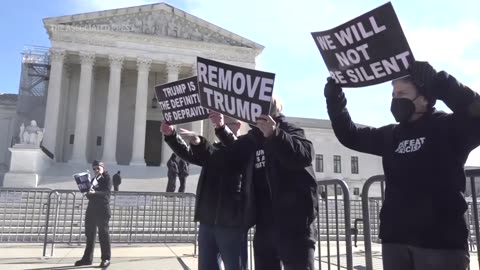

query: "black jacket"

left=113, top=173, right=121, bottom=186
left=178, top=160, right=189, bottom=177
left=167, top=157, right=178, bottom=176
left=326, top=72, right=480, bottom=250
left=216, top=115, right=319, bottom=234
left=164, top=131, right=255, bottom=229
left=86, top=172, right=112, bottom=215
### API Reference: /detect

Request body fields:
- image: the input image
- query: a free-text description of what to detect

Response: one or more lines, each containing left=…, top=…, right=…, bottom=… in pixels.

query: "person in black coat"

left=166, top=153, right=179, bottom=192
left=75, top=160, right=112, bottom=268
left=161, top=115, right=253, bottom=270
left=324, top=61, right=480, bottom=270
left=177, top=159, right=189, bottom=193
left=112, top=171, right=121, bottom=192
left=213, top=97, right=319, bottom=270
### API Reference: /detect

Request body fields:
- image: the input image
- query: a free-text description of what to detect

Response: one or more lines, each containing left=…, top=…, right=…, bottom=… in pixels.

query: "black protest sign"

left=196, top=57, right=275, bottom=125
left=155, top=76, right=209, bottom=125
left=311, top=2, right=414, bottom=87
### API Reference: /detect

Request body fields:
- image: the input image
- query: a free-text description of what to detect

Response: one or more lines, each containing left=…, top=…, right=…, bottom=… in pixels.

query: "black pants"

left=82, top=206, right=111, bottom=262
left=178, top=175, right=187, bottom=193
left=113, top=185, right=119, bottom=192
left=166, top=174, right=177, bottom=192
left=253, top=226, right=315, bottom=270
left=382, top=243, right=469, bottom=270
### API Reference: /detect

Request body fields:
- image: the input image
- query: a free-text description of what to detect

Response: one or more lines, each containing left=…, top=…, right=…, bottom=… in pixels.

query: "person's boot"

left=74, top=259, right=92, bottom=266
left=99, top=259, right=111, bottom=268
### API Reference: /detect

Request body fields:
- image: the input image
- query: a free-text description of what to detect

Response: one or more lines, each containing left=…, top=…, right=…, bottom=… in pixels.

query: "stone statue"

left=19, top=120, right=43, bottom=146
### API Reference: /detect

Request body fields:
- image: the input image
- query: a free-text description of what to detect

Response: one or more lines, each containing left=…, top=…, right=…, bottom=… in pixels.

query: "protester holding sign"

left=214, top=97, right=318, bottom=270
left=324, top=61, right=480, bottom=270
left=161, top=116, right=252, bottom=270
left=75, top=160, right=112, bottom=268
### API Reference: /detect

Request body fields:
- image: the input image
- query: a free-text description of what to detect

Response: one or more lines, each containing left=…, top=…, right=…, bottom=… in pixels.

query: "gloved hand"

left=408, top=61, right=445, bottom=100
left=324, top=77, right=343, bottom=98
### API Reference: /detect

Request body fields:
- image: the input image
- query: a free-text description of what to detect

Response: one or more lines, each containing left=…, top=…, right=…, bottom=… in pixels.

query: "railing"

left=41, top=190, right=197, bottom=257
left=316, top=179, right=353, bottom=270
left=0, top=188, right=52, bottom=242
left=466, top=169, right=480, bottom=268
left=3, top=169, right=480, bottom=269
left=361, top=169, right=480, bottom=270
left=360, top=175, right=385, bottom=270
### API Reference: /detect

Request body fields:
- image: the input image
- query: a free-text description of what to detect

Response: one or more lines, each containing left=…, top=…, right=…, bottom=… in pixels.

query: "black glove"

left=324, top=77, right=343, bottom=98
left=408, top=61, right=446, bottom=100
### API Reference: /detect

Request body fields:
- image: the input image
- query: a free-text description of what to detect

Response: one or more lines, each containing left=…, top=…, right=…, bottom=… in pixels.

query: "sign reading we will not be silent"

left=196, top=57, right=275, bottom=125
left=311, top=2, right=414, bottom=87
left=154, top=76, right=209, bottom=125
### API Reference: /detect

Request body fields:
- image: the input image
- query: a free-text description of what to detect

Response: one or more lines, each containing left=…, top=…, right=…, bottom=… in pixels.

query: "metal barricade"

left=42, top=190, right=197, bottom=257
left=466, top=169, right=480, bottom=268
left=316, top=179, right=353, bottom=270
left=361, top=169, right=480, bottom=270
left=0, top=188, right=52, bottom=243
left=360, top=175, right=385, bottom=270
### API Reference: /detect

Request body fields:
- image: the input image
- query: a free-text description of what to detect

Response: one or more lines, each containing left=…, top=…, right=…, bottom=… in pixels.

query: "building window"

left=354, top=188, right=360, bottom=195
left=351, top=156, right=359, bottom=174
left=336, top=186, right=343, bottom=195
left=334, top=155, right=341, bottom=173
left=315, top=154, right=324, bottom=172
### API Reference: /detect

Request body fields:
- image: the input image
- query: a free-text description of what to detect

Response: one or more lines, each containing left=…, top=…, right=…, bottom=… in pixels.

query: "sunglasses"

left=92, top=167, right=101, bottom=171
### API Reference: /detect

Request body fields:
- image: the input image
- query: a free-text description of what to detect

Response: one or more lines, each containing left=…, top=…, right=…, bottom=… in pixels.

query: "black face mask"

left=390, top=97, right=416, bottom=123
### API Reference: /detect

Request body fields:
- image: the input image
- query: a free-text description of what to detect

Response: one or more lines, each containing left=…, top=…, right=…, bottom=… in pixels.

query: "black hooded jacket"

left=164, top=131, right=255, bottom=229
left=326, top=71, right=480, bottom=250
left=86, top=172, right=112, bottom=215
left=216, top=114, right=319, bottom=234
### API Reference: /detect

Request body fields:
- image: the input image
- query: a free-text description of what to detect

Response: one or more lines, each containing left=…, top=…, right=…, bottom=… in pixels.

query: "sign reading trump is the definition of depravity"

left=155, top=76, right=209, bottom=125
left=311, top=2, right=414, bottom=87
left=196, top=57, right=275, bottom=125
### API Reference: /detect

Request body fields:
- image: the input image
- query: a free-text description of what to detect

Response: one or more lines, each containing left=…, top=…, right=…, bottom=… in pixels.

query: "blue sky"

left=1, top=0, right=479, bottom=164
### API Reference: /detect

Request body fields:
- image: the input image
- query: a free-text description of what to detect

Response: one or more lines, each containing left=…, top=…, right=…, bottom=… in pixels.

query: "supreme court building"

left=1, top=3, right=383, bottom=191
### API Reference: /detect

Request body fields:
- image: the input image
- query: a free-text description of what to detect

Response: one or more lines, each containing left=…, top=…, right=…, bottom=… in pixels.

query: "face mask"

left=390, top=97, right=416, bottom=123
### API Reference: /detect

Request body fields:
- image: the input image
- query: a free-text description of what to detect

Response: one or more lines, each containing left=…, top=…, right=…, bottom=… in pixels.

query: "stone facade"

left=41, top=3, right=263, bottom=166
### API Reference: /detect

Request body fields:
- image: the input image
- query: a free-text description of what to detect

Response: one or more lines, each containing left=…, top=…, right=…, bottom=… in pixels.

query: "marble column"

left=70, top=52, right=96, bottom=163
left=56, top=63, right=72, bottom=162
left=102, top=55, right=124, bottom=164
left=130, top=58, right=152, bottom=165
left=42, top=48, right=66, bottom=160
left=160, top=62, right=180, bottom=165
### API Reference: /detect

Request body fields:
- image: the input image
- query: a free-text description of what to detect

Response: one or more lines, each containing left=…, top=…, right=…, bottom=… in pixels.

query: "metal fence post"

left=42, top=190, right=58, bottom=257
left=361, top=175, right=385, bottom=270
left=467, top=169, right=480, bottom=268
left=317, top=179, right=353, bottom=270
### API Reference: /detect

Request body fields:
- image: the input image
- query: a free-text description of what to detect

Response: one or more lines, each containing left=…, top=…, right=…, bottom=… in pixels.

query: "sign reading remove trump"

left=155, top=76, right=209, bottom=125
left=311, top=2, right=414, bottom=87
left=196, top=57, right=275, bottom=125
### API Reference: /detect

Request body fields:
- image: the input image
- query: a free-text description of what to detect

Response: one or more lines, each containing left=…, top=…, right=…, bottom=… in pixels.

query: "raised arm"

left=324, top=77, right=388, bottom=156
left=263, top=120, right=314, bottom=169
left=161, top=123, right=209, bottom=166
left=91, top=173, right=112, bottom=198
left=410, top=61, right=480, bottom=150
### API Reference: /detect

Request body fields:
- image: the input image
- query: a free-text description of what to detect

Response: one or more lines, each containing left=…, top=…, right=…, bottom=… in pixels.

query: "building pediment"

left=43, top=3, right=263, bottom=52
